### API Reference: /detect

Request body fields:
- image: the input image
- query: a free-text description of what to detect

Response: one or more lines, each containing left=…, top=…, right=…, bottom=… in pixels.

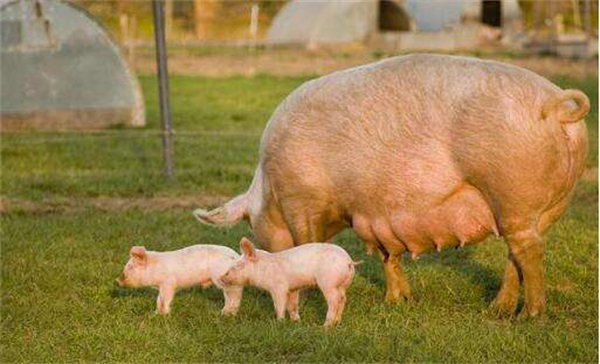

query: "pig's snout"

left=219, top=272, right=232, bottom=286
left=115, top=273, right=126, bottom=287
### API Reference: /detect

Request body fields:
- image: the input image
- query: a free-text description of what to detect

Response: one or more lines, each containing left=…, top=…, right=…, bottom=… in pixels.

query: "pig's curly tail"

left=542, top=89, right=590, bottom=124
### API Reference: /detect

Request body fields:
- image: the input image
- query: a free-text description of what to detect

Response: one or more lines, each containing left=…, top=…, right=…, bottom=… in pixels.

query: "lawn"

left=1, top=71, right=598, bottom=363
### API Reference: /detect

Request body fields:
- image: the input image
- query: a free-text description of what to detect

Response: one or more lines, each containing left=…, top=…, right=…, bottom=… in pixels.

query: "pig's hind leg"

left=333, top=289, right=347, bottom=325
left=332, top=262, right=355, bottom=324
left=322, top=288, right=342, bottom=327
left=252, top=204, right=295, bottom=252
left=286, top=290, right=301, bottom=321
left=491, top=212, right=546, bottom=318
left=490, top=252, right=521, bottom=317
left=319, top=270, right=351, bottom=326
left=285, top=204, right=329, bottom=244
left=506, top=231, right=545, bottom=319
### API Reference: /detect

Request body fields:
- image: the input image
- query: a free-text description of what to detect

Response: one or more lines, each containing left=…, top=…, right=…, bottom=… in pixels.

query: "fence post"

left=152, top=0, right=174, bottom=179
left=584, top=0, right=591, bottom=36
left=249, top=4, right=259, bottom=46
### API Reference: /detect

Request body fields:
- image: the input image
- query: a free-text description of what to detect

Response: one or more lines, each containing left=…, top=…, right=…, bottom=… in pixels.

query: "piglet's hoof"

left=220, top=309, right=238, bottom=317
left=323, top=321, right=337, bottom=329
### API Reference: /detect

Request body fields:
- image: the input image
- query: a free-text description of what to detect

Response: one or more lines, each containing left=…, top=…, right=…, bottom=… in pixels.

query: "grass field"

left=1, top=71, right=598, bottom=363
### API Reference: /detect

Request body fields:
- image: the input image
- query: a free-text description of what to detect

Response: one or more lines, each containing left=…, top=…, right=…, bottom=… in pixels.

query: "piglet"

left=220, top=237, right=360, bottom=327
left=115, top=245, right=243, bottom=316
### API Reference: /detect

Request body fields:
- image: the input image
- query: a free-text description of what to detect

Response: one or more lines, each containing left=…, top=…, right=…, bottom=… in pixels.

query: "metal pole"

left=152, top=0, right=174, bottom=179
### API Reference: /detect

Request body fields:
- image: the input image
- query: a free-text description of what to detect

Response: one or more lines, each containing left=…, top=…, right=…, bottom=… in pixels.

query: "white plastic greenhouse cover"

left=0, top=0, right=145, bottom=130
left=267, top=0, right=523, bottom=45
left=267, top=0, right=378, bottom=45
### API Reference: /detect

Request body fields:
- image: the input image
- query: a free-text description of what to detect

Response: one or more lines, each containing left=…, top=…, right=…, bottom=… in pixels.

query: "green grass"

left=1, top=73, right=598, bottom=363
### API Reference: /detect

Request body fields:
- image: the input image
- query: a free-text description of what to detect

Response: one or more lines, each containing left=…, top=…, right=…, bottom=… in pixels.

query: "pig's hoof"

left=489, top=299, right=517, bottom=318
left=384, top=290, right=412, bottom=304
left=220, top=309, right=237, bottom=317
left=290, top=313, right=300, bottom=322
left=517, top=306, right=545, bottom=320
left=323, top=321, right=336, bottom=329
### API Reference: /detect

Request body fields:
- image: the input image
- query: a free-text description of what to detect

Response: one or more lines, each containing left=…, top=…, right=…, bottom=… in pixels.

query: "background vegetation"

left=72, top=0, right=598, bottom=42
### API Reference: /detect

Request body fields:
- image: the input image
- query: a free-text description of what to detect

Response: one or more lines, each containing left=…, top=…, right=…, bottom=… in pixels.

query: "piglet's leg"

left=156, top=284, right=176, bottom=315
left=221, top=286, right=243, bottom=316
left=323, top=289, right=341, bottom=327
left=270, top=289, right=288, bottom=320
left=286, top=290, right=301, bottom=321
left=333, top=289, right=347, bottom=325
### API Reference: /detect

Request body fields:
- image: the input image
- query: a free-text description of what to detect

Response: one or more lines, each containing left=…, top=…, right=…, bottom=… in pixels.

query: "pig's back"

left=163, top=245, right=239, bottom=286
left=279, top=243, right=351, bottom=273
left=262, top=55, right=562, bottom=198
left=259, top=54, right=586, bottom=247
left=181, top=245, right=239, bottom=260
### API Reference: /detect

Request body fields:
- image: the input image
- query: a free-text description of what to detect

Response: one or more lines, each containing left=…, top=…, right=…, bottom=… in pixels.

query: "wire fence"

left=2, top=130, right=262, bottom=144
left=1, top=0, right=598, bottom=186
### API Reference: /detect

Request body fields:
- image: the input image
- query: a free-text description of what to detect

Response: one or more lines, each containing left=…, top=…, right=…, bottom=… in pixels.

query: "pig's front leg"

left=270, top=288, right=289, bottom=320
left=286, top=290, right=301, bottom=321
left=221, top=286, right=243, bottom=316
left=156, top=284, right=176, bottom=315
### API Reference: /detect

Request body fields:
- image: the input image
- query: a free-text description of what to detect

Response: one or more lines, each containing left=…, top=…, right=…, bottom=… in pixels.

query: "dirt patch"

left=0, top=195, right=227, bottom=215
left=133, top=48, right=598, bottom=79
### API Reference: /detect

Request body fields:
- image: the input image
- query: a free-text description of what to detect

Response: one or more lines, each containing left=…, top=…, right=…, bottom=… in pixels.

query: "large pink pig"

left=194, top=54, right=589, bottom=318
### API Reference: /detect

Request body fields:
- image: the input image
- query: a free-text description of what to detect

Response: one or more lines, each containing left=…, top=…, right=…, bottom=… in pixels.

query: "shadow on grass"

left=110, top=286, right=156, bottom=298
left=356, top=246, right=503, bottom=304
left=110, top=285, right=225, bottom=301
left=416, top=247, right=502, bottom=303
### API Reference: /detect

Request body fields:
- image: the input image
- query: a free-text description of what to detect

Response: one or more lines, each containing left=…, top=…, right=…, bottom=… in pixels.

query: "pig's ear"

left=239, top=237, right=257, bottom=261
left=130, top=246, right=147, bottom=263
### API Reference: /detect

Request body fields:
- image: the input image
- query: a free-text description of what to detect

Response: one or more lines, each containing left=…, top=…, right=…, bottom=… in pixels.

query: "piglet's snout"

left=115, top=273, right=126, bottom=287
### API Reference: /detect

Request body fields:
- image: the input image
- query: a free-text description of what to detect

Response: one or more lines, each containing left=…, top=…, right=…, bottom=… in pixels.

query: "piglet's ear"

left=130, top=246, right=147, bottom=263
left=239, top=237, right=257, bottom=261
